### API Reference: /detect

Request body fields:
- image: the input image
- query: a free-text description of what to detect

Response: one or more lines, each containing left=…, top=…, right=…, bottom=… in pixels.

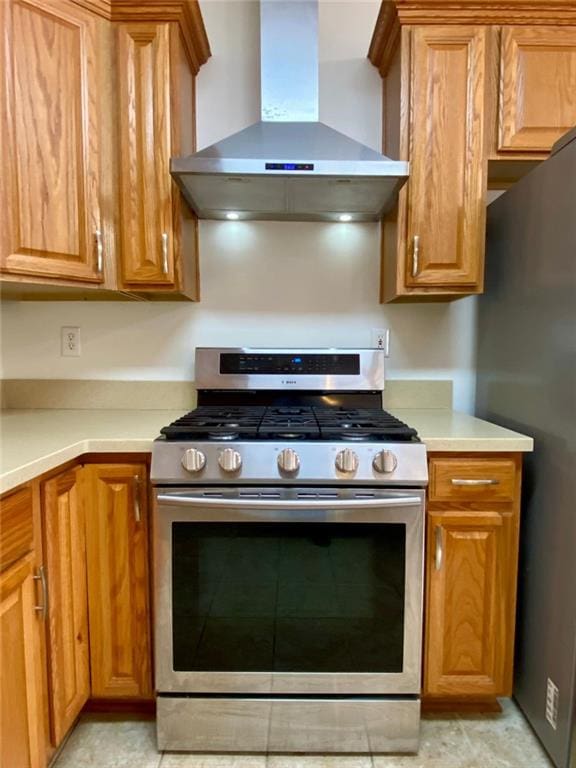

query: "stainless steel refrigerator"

left=476, top=127, right=576, bottom=768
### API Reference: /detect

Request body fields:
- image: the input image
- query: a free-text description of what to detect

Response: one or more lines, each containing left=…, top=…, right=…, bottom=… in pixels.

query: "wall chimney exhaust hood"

left=170, top=1, right=408, bottom=222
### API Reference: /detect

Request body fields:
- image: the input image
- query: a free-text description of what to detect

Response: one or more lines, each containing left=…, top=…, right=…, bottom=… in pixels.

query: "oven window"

left=171, top=522, right=405, bottom=673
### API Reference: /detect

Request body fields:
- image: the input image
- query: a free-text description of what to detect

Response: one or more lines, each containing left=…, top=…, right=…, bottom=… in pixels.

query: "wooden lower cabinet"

left=423, top=454, right=521, bottom=703
left=41, top=468, right=90, bottom=746
left=84, top=463, right=153, bottom=699
left=424, top=509, right=513, bottom=696
left=0, top=554, right=45, bottom=768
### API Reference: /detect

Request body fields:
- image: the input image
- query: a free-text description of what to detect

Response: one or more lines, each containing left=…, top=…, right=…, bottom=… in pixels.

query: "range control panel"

left=220, top=353, right=360, bottom=376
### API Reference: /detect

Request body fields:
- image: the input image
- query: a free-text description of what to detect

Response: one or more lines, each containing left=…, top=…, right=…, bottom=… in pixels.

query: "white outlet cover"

left=371, top=328, right=390, bottom=355
left=61, top=326, right=81, bottom=357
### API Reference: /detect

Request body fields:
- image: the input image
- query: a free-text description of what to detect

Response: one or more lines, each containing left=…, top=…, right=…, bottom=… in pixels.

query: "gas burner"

left=209, top=432, right=240, bottom=441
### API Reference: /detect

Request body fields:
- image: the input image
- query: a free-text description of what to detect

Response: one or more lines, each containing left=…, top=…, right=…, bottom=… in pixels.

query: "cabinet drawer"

left=429, top=458, right=516, bottom=503
left=0, top=486, right=34, bottom=572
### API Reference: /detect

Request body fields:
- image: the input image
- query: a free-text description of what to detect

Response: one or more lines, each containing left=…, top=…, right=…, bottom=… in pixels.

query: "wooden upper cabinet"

left=424, top=509, right=512, bottom=697
left=117, top=22, right=200, bottom=297
left=370, top=2, right=576, bottom=301
left=0, top=0, right=209, bottom=300
left=84, top=463, right=152, bottom=699
left=117, top=23, right=175, bottom=286
left=498, top=26, right=576, bottom=154
left=406, top=26, right=487, bottom=289
left=41, top=468, right=90, bottom=747
left=0, top=0, right=105, bottom=284
left=0, top=554, right=45, bottom=768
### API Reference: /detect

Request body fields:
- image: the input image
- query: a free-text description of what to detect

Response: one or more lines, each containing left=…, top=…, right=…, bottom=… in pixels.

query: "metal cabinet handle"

left=134, top=475, right=141, bottom=523
left=411, top=235, right=420, bottom=278
left=434, top=526, right=443, bottom=571
left=161, top=232, right=169, bottom=274
left=33, top=565, right=48, bottom=620
left=451, top=479, right=500, bottom=486
left=95, top=229, right=103, bottom=272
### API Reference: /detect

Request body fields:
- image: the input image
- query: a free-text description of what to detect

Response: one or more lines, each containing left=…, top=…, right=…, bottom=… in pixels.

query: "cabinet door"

left=499, top=27, right=576, bottom=153
left=42, top=468, right=90, bottom=746
left=84, top=464, right=152, bottom=698
left=406, top=27, right=487, bottom=288
left=424, top=510, right=512, bottom=696
left=0, top=555, right=45, bottom=768
left=117, top=24, right=176, bottom=287
left=0, top=0, right=104, bottom=283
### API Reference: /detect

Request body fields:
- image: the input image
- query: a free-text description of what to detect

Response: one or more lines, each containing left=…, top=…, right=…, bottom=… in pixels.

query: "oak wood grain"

left=499, top=26, right=576, bottom=152
left=117, top=23, right=176, bottom=287
left=1, top=0, right=104, bottom=283
left=429, top=457, right=516, bottom=503
left=84, top=463, right=152, bottom=699
left=32, top=1, right=211, bottom=74
left=424, top=453, right=522, bottom=701
left=424, top=509, right=509, bottom=696
left=0, top=554, right=45, bottom=768
left=368, top=0, right=576, bottom=43
left=0, top=485, right=34, bottom=572
left=116, top=21, right=200, bottom=300
left=112, top=1, right=210, bottom=74
left=41, top=468, right=90, bottom=747
left=406, top=26, right=487, bottom=289
left=170, top=25, right=200, bottom=301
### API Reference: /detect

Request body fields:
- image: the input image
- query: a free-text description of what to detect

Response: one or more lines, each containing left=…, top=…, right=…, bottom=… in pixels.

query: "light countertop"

left=390, top=408, right=534, bottom=454
left=0, top=408, right=533, bottom=495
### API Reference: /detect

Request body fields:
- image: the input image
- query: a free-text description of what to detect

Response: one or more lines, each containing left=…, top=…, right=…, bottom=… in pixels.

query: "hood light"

left=226, top=212, right=240, bottom=220
left=338, top=214, right=352, bottom=222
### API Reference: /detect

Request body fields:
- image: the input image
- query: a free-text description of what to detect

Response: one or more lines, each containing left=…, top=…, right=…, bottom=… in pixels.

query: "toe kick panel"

left=157, top=696, right=420, bottom=753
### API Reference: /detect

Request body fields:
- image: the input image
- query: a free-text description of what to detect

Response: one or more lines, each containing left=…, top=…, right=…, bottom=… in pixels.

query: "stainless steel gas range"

left=151, top=348, right=428, bottom=754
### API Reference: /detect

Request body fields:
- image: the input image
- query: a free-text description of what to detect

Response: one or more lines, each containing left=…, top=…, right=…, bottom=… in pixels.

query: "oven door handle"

left=156, top=494, right=422, bottom=510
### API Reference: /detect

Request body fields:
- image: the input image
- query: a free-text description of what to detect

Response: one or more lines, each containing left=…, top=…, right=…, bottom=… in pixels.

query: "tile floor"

left=53, top=699, right=553, bottom=768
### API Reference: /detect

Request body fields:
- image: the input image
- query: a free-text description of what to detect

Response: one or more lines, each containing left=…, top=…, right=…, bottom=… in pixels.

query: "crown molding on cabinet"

left=367, top=3, right=401, bottom=76
left=369, top=0, right=576, bottom=74
left=72, top=0, right=211, bottom=73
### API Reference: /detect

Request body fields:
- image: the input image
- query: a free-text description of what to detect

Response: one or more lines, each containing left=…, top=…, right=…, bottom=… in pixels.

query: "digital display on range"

left=220, top=353, right=360, bottom=375
left=265, top=163, right=314, bottom=171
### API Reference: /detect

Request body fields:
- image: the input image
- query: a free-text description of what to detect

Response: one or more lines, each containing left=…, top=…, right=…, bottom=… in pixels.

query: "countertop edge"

left=0, top=438, right=155, bottom=496
left=422, top=437, right=534, bottom=453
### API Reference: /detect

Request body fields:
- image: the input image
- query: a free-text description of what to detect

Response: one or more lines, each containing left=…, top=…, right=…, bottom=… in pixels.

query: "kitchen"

left=0, top=1, right=574, bottom=767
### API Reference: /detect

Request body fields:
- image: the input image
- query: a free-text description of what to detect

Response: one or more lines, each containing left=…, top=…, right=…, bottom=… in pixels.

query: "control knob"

left=373, top=450, right=398, bottom=474
left=218, top=448, right=242, bottom=473
left=181, top=448, right=206, bottom=473
left=335, top=448, right=359, bottom=474
left=277, top=448, right=300, bottom=474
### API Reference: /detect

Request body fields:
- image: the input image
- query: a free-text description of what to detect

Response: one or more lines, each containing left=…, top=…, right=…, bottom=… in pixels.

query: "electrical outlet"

left=546, top=678, right=559, bottom=730
left=372, top=328, right=390, bottom=356
left=61, top=326, right=81, bottom=357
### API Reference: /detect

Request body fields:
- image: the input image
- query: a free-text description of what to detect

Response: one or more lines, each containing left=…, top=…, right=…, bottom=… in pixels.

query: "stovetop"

left=151, top=350, right=427, bottom=486
left=160, top=405, right=419, bottom=443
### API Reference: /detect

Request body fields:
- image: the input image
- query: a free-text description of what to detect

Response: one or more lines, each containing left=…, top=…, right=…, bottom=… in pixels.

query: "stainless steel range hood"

left=170, top=1, right=408, bottom=222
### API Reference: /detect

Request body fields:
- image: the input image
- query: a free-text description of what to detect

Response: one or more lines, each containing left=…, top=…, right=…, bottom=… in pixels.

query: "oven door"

left=154, top=487, right=424, bottom=695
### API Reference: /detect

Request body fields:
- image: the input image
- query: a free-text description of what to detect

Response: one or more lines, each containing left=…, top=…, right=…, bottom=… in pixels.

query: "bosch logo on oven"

left=283, top=379, right=297, bottom=385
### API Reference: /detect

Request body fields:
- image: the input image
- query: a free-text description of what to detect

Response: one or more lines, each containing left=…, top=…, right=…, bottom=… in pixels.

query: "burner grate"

left=160, top=404, right=418, bottom=442
left=160, top=406, right=266, bottom=439
left=315, top=408, right=418, bottom=442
